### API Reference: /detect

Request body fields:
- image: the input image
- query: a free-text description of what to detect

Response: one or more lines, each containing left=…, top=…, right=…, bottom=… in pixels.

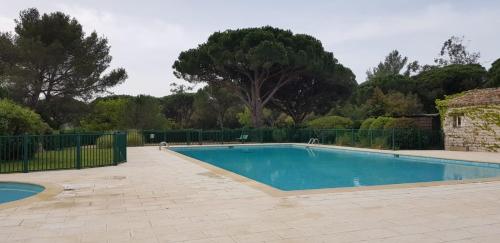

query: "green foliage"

left=383, top=118, right=417, bottom=129
left=362, top=87, right=423, bottom=117
left=96, top=132, right=143, bottom=149
left=191, top=84, right=242, bottom=129
left=486, top=58, right=500, bottom=87
left=435, top=92, right=466, bottom=126
left=307, top=115, right=353, bottom=129
left=369, top=117, right=394, bottom=130
left=162, top=92, right=195, bottom=128
left=0, top=99, right=51, bottom=135
left=272, top=129, right=288, bottom=142
left=173, top=26, right=347, bottom=127
left=360, top=118, right=376, bottom=130
left=273, top=113, right=295, bottom=128
left=237, top=107, right=273, bottom=128
left=335, top=133, right=354, bottom=146
left=96, top=135, right=113, bottom=149
left=415, top=64, right=487, bottom=112
left=126, top=130, right=144, bottom=146
left=1, top=8, right=126, bottom=118
left=81, top=98, right=129, bottom=131
left=270, top=61, right=357, bottom=125
left=434, top=36, right=480, bottom=66
left=36, top=97, right=89, bottom=129
left=82, top=96, right=174, bottom=131
left=366, top=50, right=419, bottom=79
left=382, top=92, right=423, bottom=116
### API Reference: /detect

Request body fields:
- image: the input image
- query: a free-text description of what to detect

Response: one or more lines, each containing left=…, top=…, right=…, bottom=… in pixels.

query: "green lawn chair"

left=236, top=134, right=248, bottom=143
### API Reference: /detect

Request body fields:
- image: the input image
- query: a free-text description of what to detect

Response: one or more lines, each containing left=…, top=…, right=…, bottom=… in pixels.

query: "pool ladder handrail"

left=307, top=138, right=320, bottom=144
left=159, top=141, right=169, bottom=150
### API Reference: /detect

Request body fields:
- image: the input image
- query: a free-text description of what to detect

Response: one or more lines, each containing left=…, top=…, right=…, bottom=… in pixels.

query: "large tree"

left=162, top=91, right=195, bottom=128
left=0, top=8, right=126, bottom=115
left=81, top=95, right=172, bottom=131
left=486, top=58, right=500, bottom=88
left=434, top=36, right=480, bottom=66
left=192, top=83, right=241, bottom=129
left=414, top=64, right=487, bottom=112
left=173, top=26, right=341, bottom=127
left=366, top=50, right=419, bottom=79
left=270, top=63, right=356, bottom=125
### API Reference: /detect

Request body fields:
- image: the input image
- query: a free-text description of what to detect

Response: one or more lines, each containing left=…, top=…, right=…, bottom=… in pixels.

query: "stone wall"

left=443, top=105, right=500, bottom=152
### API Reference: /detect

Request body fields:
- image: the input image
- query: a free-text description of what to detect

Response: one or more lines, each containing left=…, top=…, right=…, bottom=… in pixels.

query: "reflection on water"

left=172, top=145, right=500, bottom=191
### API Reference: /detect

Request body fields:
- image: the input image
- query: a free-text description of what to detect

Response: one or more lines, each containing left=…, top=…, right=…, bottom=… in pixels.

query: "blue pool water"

left=0, top=182, right=44, bottom=204
left=172, top=145, right=500, bottom=191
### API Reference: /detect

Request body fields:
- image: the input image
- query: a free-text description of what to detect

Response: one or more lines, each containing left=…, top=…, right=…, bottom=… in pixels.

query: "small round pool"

left=0, top=182, right=45, bottom=204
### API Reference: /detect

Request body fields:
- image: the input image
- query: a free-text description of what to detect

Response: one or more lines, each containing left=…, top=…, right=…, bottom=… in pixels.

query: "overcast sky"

left=1, top=0, right=499, bottom=97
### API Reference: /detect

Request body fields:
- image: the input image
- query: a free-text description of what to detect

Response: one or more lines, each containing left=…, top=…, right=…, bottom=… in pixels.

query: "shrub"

left=307, top=116, right=353, bottom=129
left=96, top=131, right=144, bottom=148
left=335, top=133, right=353, bottom=146
left=358, top=118, right=376, bottom=146
left=0, top=99, right=51, bottom=135
left=369, top=117, right=394, bottom=130
left=383, top=118, right=417, bottom=129
left=272, top=129, right=288, bottom=142
left=127, top=130, right=144, bottom=146
left=360, top=118, right=376, bottom=130
left=96, top=134, right=113, bottom=149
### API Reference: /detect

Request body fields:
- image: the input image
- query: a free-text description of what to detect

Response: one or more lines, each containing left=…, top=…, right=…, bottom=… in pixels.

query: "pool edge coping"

left=0, top=181, right=63, bottom=210
left=165, top=143, right=500, bottom=197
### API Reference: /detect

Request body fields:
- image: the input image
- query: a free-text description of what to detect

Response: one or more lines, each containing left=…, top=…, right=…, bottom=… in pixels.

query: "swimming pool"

left=171, top=145, right=500, bottom=191
left=0, top=182, right=45, bottom=204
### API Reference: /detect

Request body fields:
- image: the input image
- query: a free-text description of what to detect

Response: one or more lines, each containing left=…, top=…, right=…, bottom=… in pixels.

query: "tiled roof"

left=448, top=88, right=500, bottom=107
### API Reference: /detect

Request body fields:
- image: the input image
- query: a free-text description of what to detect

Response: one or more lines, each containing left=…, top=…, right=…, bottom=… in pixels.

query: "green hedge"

left=307, top=116, right=353, bottom=129
left=97, top=130, right=144, bottom=148
left=0, top=99, right=51, bottom=135
left=369, top=117, right=394, bottom=130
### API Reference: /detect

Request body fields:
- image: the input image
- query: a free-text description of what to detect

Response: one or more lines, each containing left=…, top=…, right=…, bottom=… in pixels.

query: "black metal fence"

left=0, top=132, right=127, bottom=174
left=135, top=128, right=443, bottom=150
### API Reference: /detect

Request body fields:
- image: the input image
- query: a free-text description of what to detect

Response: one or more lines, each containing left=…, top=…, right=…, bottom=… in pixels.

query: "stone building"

left=439, top=88, right=500, bottom=152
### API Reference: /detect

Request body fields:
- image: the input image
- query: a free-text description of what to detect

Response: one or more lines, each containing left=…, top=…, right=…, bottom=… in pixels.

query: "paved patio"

left=1, top=146, right=500, bottom=243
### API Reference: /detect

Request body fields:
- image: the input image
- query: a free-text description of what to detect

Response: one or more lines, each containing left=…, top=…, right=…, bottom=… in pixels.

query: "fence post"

left=76, top=134, right=81, bottom=169
left=199, top=129, right=202, bottom=145
left=392, top=128, right=395, bottom=150
left=370, top=129, right=373, bottom=147
left=113, top=133, right=118, bottom=166
left=22, top=134, right=29, bottom=173
left=351, top=128, right=354, bottom=146
left=418, top=129, right=421, bottom=149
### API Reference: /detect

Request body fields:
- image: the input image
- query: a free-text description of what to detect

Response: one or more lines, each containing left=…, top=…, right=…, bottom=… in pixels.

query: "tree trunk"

left=249, top=80, right=264, bottom=128
left=250, top=102, right=264, bottom=128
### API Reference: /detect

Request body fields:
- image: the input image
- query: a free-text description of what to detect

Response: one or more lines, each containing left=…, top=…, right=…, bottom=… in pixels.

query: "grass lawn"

left=0, top=147, right=114, bottom=173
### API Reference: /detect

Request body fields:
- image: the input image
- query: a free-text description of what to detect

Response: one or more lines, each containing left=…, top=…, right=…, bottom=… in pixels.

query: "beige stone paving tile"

left=423, top=228, right=476, bottom=242
left=469, top=232, right=500, bottom=243
left=182, top=236, right=236, bottom=243
left=366, top=234, right=445, bottom=243
left=463, top=223, right=500, bottom=236
left=3, top=147, right=500, bottom=243
left=155, top=229, right=208, bottom=242
left=387, top=224, right=436, bottom=235
left=23, top=235, right=81, bottom=243
left=448, top=239, right=478, bottom=243
left=321, top=228, right=401, bottom=242
left=272, top=227, right=319, bottom=239
left=230, top=231, right=282, bottom=243
left=0, top=218, right=23, bottom=227
left=8, top=229, right=62, bottom=241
